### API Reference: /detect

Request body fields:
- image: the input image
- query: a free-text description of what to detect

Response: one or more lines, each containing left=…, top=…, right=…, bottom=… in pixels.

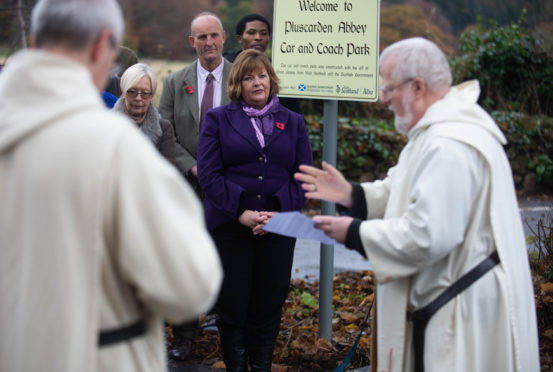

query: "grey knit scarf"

left=113, top=97, right=163, bottom=144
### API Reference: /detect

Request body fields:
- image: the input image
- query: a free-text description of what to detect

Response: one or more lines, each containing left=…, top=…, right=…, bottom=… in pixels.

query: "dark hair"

left=235, top=14, right=271, bottom=36
left=113, top=46, right=138, bottom=77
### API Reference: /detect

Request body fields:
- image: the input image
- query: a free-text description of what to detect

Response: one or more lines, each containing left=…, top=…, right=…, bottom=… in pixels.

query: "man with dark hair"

left=104, top=45, right=139, bottom=97
left=223, top=13, right=302, bottom=115
left=223, top=13, right=271, bottom=63
left=0, top=1, right=222, bottom=371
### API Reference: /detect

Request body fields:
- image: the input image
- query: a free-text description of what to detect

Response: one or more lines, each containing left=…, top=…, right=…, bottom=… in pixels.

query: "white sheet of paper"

left=263, top=211, right=338, bottom=245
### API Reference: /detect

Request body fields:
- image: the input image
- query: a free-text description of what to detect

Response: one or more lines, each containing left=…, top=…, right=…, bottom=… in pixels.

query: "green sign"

left=272, top=0, right=380, bottom=101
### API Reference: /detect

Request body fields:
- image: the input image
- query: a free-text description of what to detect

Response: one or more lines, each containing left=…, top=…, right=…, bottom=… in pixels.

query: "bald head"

left=189, top=12, right=226, bottom=71
left=190, top=12, right=224, bottom=36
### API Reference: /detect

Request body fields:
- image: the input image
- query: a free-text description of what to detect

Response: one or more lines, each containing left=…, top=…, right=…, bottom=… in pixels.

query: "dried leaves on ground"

left=167, top=270, right=375, bottom=371
left=169, top=255, right=553, bottom=371
left=528, top=204, right=553, bottom=370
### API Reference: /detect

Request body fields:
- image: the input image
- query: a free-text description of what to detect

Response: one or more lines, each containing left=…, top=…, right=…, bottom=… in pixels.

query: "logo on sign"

left=298, top=84, right=306, bottom=91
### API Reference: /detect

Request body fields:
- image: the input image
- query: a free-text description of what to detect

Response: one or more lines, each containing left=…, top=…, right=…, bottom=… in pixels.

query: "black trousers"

left=211, top=220, right=295, bottom=344
left=172, top=173, right=202, bottom=340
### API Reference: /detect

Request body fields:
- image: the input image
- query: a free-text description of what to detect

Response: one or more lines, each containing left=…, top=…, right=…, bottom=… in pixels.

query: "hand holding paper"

left=262, top=211, right=341, bottom=245
left=312, top=215, right=354, bottom=244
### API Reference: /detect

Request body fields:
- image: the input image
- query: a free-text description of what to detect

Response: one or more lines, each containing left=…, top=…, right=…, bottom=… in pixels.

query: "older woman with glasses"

left=113, top=63, right=176, bottom=164
left=197, top=49, right=313, bottom=372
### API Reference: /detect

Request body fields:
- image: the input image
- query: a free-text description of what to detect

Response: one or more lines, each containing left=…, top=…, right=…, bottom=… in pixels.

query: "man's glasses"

left=126, top=89, right=153, bottom=99
left=379, top=78, right=414, bottom=98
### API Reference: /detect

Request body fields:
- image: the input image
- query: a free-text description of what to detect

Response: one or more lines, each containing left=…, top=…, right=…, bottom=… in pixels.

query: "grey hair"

left=379, top=37, right=452, bottom=94
left=190, top=12, right=224, bottom=36
left=31, top=0, right=124, bottom=49
left=120, top=63, right=157, bottom=95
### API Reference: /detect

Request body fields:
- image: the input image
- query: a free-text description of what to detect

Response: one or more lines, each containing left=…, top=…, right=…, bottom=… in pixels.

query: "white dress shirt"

left=197, top=60, right=225, bottom=119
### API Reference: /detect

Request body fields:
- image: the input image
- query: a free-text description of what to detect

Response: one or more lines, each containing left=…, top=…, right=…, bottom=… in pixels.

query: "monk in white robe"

left=295, top=37, right=539, bottom=372
left=0, top=1, right=222, bottom=371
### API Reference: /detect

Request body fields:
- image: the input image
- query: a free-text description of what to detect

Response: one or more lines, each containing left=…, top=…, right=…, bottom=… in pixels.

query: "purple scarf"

left=241, top=95, right=279, bottom=148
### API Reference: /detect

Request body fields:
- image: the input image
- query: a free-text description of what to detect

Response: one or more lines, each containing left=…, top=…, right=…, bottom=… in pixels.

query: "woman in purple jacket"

left=198, top=49, right=313, bottom=372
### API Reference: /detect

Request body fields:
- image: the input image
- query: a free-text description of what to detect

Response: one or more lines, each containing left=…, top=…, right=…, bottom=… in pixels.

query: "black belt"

left=407, top=251, right=500, bottom=372
left=99, top=319, right=147, bottom=347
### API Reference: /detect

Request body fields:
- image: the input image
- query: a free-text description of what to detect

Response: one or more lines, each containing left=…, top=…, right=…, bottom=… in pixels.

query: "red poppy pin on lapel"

left=185, top=85, right=194, bottom=94
left=276, top=122, right=285, bottom=130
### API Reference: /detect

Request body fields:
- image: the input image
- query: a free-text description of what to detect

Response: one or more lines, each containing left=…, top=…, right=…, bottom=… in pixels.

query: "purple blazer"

left=197, top=101, right=313, bottom=231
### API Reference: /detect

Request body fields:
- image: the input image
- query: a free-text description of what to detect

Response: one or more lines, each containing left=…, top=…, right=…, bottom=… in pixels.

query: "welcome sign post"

left=273, top=0, right=380, bottom=341
left=272, top=0, right=380, bottom=101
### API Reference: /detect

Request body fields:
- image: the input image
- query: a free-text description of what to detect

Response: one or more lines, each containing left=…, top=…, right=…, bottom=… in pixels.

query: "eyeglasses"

left=379, top=78, right=414, bottom=98
left=126, top=89, right=153, bottom=99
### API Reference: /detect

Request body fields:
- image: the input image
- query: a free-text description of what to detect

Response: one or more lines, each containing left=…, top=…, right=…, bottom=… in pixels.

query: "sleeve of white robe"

left=360, top=171, right=392, bottom=219
left=103, top=129, right=222, bottom=323
left=359, top=138, right=485, bottom=282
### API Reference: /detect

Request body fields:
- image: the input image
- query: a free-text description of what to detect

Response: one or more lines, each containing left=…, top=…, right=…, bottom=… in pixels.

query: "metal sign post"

left=272, top=0, right=380, bottom=341
left=318, top=99, right=338, bottom=340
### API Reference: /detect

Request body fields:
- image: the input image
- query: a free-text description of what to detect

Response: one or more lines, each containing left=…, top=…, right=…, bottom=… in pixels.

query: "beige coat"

left=0, top=50, right=222, bottom=372
left=360, top=81, right=539, bottom=372
left=158, top=59, right=232, bottom=176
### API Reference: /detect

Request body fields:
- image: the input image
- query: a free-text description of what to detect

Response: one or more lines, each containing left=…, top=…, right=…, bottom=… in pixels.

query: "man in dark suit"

left=159, top=12, right=232, bottom=187
left=158, top=11, right=231, bottom=360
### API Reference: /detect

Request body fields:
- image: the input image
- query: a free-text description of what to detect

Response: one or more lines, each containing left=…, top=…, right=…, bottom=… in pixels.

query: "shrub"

left=304, top=115, right=405, bottom=182
left=527, top=208, right=553, bottom=368
left=452, top=10, right=553, bottom=116
left=301, top=99, right=392, bottom=121
left=304, top=110, right=553, bottom=192
left=528, top=154, right=553, bottom=184
left=493, top=111, right=553, bottom=188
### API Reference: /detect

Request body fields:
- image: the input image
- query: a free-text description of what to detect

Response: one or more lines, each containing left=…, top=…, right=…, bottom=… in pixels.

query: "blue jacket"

left=198, top=101, right=313, bottom=231
left=102, top=91, right=117, bottom=108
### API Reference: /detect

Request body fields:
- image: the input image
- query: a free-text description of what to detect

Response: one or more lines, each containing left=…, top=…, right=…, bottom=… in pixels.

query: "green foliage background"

left=452, top=11, right=553, bottom=116
left=218, top=0, right=254, bottom=54
left=303, top=11, right=553, bottom=190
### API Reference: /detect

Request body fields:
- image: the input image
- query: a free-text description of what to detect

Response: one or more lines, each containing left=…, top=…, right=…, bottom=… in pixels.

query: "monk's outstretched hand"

left=294, top=161, right=353, bottom=208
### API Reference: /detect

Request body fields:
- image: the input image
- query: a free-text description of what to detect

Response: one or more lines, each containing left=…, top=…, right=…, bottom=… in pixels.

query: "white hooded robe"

left=0, top=49, right=222, bottom=372
left=359, top=81, right=539, bottom=372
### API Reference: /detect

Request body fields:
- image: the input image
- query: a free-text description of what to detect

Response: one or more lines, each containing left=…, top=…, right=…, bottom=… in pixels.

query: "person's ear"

left=412, top=77, right=427, bottom=98
left=90, top=29, right=114, bottom=63
left=88, top=29, right=117, bottom=91
left=221, top=30, right=226, bottom=44
left=189, top=35, right=195, bottom=48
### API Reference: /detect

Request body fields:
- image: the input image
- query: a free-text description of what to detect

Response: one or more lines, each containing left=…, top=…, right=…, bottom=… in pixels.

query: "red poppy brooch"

left=185, top=85, right=194, bottom=94
left=276, top=122, right=285, bottom=130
